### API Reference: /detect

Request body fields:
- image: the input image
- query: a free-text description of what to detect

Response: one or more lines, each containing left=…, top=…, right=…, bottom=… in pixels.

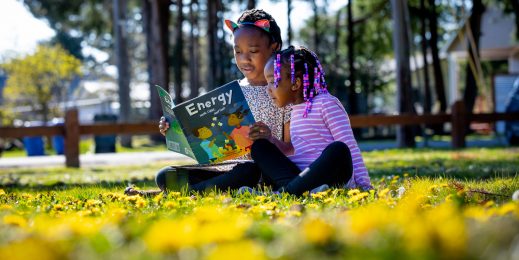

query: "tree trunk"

left=311, top=0, right=319, bottom=52
left=420, top=0, right=431, bottom=114
left=287, top=0, right=293, bottom=46
left=207, top=0, right=218, bottom=89
left=391, top=0, right=415, bottom=148
left=113, top=0, right=132, bottom=148
left=216, top=1, right=228, bottom=86
left=143, top=0, right=170, bottom=143
left=428, top=0, right=446, bottom=113
left=347, top=1, right=358, bottom=115
left=463, top=0, right=485, bottom=115
left=189, top=0, right=199, bottom=99
left=510, top=0, right=519, bottom=40
left=173, top=0, right=184, bottom=104
left=247, top=0, right=256, bottom=9
left=333, top=8, right=342, bottom=78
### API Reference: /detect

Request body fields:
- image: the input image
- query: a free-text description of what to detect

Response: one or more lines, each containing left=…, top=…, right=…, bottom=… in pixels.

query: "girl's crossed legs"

left=251, top=139, right=353, bottom=196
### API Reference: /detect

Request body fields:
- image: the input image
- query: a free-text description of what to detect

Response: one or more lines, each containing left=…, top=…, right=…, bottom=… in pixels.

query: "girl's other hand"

left=159, top=116, right=170, bottom=136
left=249, top=121, right=272, bottom=141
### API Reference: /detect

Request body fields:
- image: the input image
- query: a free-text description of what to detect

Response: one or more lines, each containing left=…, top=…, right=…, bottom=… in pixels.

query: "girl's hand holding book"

left=249, top=122, right=272, bottom=141
left=159, top=116, right=170, bottom=136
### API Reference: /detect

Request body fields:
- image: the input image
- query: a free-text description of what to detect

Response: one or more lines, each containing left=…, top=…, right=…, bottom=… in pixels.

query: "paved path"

left=0, top=151, right=192, bottom=169
left=0, top=137, right=509, bottom=169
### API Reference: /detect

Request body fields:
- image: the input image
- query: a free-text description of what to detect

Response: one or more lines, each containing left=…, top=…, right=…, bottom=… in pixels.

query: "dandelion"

left=378, top=188, right=390, bottom=199
left=53, top=204, right=64, bottom=211
left=497, top=202, right=518, bottom=217
left=428, top=185, right=440, bottom=194
left=153, top=194, right=163, bottom=205
left=163, top=201, right=179, bottom=209
left=0, top=189, right=6, bottom=196
left=324, top=197, right=336, bottom=204
left=347, top=189, right=360, bottom=197
left=3, top=214, right=27, bottom=228
left=311, top=192, right=326, bottom=199
left=206, top=241, right=266, bottom=260
left=0, top=204, right=13, bottom=210
left=302, top=217, right=335, bottom=245
left=255, top=195, right=267, bottom=203
left=305, top=203, right=319, bottom=209
left=0, top=238, right=60, bottom=260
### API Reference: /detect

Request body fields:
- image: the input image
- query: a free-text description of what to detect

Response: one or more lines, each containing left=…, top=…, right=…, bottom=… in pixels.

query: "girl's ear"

left=270, top=42, right=280, bottom=53
left=291, top=77, right=302, bottom=91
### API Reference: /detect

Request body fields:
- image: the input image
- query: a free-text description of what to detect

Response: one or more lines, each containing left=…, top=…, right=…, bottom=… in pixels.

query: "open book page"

left=172, top=81, right=256, bottom=164
left=156, top=85, right=195, bottom=159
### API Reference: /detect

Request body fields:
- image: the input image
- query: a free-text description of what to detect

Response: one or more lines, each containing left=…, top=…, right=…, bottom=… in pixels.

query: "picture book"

left=156, top=80, right=256, bottom=165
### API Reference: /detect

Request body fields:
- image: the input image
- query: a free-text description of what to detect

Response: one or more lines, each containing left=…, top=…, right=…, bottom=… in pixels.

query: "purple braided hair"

left=290, top=54, right=295, bottom=84
left=273, top=53, right=281, bottom=88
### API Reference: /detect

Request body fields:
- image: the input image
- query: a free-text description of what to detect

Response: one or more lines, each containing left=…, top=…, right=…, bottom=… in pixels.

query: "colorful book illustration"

left=156, top=80, right=256, bottom=164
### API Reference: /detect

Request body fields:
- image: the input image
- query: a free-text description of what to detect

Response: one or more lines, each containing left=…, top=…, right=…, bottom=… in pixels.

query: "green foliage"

left=298, top=1, right=392, bottom=110
left=2, top=45, right=81, bottom=122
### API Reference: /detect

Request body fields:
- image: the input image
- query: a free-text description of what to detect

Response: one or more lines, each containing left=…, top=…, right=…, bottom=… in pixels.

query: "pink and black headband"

left=224, top=19, right=270, bottom=33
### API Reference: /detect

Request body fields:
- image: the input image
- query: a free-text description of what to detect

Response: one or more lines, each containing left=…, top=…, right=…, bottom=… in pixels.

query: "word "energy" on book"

left=185, top=90, right=233, bottom=116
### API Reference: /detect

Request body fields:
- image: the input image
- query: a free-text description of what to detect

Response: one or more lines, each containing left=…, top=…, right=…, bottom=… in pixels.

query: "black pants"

left=155, top=162, right=261, bottom=192
left=251, top=139, right=353, bottom=196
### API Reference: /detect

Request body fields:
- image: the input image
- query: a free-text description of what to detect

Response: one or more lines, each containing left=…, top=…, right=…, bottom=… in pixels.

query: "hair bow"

left=224, top=19, right=270, bottom=33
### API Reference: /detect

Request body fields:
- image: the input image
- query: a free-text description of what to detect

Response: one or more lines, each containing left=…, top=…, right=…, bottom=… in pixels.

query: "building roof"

left=443, top=7, right=519, bottom=60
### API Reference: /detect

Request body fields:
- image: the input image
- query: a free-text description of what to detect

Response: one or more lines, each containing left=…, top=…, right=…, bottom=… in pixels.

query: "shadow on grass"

left=0, top=176, right=157, bottom=192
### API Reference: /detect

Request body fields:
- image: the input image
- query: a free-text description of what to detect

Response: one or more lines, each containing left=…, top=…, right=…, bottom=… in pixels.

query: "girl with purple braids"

left=125, top=9, right=292, bottom=196
left=248, top=46, right=373, bottom=195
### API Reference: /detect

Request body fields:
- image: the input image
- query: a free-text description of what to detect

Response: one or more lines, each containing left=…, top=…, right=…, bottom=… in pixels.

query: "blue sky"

left=0, top=0, right=344, bottom=57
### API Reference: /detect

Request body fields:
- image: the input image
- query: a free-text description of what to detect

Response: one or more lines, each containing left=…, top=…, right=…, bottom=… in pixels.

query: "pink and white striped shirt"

left=288, top=93, right=372, bottom=190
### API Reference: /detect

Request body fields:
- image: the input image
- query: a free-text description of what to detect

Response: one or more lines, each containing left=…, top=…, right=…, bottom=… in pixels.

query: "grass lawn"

left=0, top=147, right=518, bottom=259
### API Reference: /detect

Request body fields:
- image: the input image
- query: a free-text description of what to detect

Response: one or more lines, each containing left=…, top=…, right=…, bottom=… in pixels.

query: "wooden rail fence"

left=1, top=100, right=518, bottom=167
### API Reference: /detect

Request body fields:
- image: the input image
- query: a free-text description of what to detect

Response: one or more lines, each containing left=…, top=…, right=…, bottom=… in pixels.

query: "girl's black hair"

left=276, top=46, right=326, bottom=95
left=274, top=46, right=328, bottom=116
left=237, top=9, right=282, bottom=49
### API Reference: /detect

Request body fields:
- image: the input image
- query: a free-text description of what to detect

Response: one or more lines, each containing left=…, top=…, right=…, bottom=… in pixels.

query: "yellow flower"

left=0, top=204, right=12, bottom=210
left=0, top=189, right=6, bottom=196
left=167, top=191, right=181, bottom=198
left=347, top=189, right=361, bottom=197
left=53, top=204, right=64, bottom=211
left=302, top=217, right=335, bottom=245
left=428, top=185, right=440, bottom=194
left=144, top=207, right=252, bottom=252
left=255, top=195, right=267, bottom=203
left=163, top=201, right=179, bottom=209
left=464, top=206, right=490, bottom=222
left=206, top=240, right=266, bottom=260
left=3, top=214, right=27, bottom=228
left=324, top=197, right=336, bottom=204
left=0, top=238, right=60, bottom=260
left=497, top=202, right=518, bottom=216
left=85, top=199, right=102, bottom=208
left=311, top=191, right=328, bottom=199
left=305, top=203, right=319, bottom=209
left=378, top=188, right=390, bottom=199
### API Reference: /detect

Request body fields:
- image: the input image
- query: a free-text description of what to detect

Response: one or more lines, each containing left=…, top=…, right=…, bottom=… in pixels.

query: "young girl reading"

left=248, top=46, right=372, bottom=195
left=125, top=9, right=292, bottom=195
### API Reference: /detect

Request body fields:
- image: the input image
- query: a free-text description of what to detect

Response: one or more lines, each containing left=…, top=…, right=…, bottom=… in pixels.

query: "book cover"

left=158, top=80, right=255, bottom=164
left=156, top=85, right=195, bottom=159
